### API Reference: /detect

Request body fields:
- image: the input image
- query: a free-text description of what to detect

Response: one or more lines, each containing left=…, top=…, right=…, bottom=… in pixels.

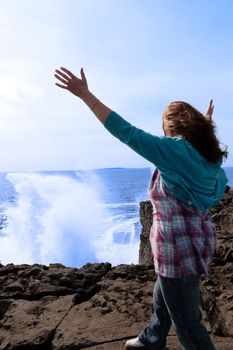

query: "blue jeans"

left=139, top=275, right=216, bottom=350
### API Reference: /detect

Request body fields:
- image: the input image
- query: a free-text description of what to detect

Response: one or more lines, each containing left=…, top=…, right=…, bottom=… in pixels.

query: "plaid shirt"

left=149, top=169, right=216, bottom=278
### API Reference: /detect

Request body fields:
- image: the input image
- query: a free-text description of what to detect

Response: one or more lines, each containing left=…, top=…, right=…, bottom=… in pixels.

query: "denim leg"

left=159, top=275, right=216, bottom=350
left=139, top=278, right=172, bottom=350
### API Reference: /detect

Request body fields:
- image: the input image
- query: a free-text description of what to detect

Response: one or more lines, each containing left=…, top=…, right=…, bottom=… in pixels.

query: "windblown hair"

left=162, top=101, right=228, bottom=163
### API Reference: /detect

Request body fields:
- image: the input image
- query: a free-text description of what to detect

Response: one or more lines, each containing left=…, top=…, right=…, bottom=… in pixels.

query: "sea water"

left=0, top=167, right=232, bottom=268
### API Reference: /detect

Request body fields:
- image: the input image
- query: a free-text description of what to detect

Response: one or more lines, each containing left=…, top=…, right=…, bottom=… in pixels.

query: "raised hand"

left=54, top=67, right=89, bottom=99
left=205, top=99, right=214, bottom=122
left=54, top=66, right=112, bottom=123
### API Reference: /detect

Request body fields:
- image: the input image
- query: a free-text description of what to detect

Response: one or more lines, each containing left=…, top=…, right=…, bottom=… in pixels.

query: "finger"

left=206, top=99, right=214, bottom=122
left=207, top=99, right=214, bottom=112
left=80, top=67, right=87, bottom=83
left=210, top=99, right=214, bottom=109
left=55, top=83, right=68, bottom=89
left=60, top=67, right=76, bottom=79
left=211, top=100, right=214, bottom=111
left=54, top=74, right=69, bottom=85
left=55, top=69, right=71, bottom=81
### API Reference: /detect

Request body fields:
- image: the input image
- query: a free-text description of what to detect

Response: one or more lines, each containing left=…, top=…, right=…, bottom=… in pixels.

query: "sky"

left=0, top=0, right=232, bottom=171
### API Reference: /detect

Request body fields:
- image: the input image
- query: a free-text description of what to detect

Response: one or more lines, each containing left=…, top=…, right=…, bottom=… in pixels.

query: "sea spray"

left=0, top=171, right=140, bottom=267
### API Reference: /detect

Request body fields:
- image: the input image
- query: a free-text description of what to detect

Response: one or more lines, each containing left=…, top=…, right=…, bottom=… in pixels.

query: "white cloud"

left=0, top=75, right=44, bottom=103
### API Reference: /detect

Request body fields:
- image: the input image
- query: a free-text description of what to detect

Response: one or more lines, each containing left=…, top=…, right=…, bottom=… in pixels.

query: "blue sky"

left=0, top=0, right=232, bottom=171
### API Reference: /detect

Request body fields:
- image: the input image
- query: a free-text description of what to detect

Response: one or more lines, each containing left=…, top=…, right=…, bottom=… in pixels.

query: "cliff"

left=0, top=189, right=232, bottom=350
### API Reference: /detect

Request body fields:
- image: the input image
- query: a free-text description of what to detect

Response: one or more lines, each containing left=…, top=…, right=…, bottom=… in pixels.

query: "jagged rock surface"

left=0, top=189, right=232, bottom=349
left=0, top=263, right=232, bottom=349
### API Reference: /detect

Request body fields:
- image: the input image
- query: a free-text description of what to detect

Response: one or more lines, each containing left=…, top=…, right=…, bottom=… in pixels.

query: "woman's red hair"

left=162, top=101, right=228, bottom=163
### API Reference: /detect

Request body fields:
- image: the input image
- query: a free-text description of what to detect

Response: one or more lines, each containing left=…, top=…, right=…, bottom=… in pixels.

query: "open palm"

left=54, top=67, right=89, bottom=99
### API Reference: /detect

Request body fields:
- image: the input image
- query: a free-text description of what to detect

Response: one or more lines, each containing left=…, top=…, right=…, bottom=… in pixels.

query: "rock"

left=200, top=263, right=233, bottom=337
left=0, top=190, right=232, bottom=349
left=0, top=262, right=231, bottom=349
left=3, top=281, right=25, bottom=293
left=0, top=262, right=111, bottom=301
left=0, top=300, right=12, bottom=320
left=52, top=266, right=155, bottom=349
left=138, top=201, right=153, bottom=265
left=0, top=295, right=74, bottom=350
left=219, top=208, right=233, bottom=235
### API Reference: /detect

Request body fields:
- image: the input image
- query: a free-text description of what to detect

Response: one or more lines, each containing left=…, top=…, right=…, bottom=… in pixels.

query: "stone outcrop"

left=0, top=263, right=232, bottom=349
left=0, top=189, right=232, bottom=349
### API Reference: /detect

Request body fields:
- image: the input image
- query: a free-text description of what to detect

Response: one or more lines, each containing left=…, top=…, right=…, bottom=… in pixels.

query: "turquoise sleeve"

left=104, top=111, right=186, bottom=169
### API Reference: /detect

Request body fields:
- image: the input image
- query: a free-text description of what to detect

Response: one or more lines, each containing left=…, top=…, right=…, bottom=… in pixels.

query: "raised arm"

left=54, top=67, right=112, bottom=124
left=54, top=67, right=182, bottom=171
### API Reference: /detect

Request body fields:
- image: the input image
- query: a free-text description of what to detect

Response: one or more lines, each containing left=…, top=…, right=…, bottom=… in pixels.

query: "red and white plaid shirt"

left=149, top=169, right=216, bottom=278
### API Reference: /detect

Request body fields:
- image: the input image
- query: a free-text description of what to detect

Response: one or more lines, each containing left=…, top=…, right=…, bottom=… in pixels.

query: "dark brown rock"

left=0, top=261, right=231, bottom=349
left=0, top=262, right=111, bottom=301
left=52, top=265, right=156, bottom=350
left=0, top=295, right=74, bottom=350
left=0, top=190, right=232, bottom=349
left=138, top=201, right=153, bottom=265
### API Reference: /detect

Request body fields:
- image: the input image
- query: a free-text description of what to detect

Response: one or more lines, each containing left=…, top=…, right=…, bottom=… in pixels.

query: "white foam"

left=100, top=202, right=139, bottom=208
left=0, top=172, right=140, bottom=267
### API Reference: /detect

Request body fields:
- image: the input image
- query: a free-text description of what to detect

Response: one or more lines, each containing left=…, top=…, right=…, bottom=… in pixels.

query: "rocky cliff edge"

left=0, top=189, right=232, bottom=350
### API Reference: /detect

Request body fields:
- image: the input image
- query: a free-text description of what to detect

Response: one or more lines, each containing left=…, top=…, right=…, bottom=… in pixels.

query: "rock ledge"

left=0, top=189, right=232, bottom=349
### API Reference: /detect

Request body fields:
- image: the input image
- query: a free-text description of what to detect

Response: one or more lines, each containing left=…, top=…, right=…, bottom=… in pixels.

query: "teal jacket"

left=104, top=111, right=228, bottom=212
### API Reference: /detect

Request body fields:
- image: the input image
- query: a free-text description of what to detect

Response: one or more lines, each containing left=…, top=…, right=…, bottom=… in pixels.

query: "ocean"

left=0, top=167, right=232, bottom=268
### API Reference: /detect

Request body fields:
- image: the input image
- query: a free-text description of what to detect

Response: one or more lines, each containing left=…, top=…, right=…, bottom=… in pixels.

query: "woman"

left=54, top=67, right=228, bottom=350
